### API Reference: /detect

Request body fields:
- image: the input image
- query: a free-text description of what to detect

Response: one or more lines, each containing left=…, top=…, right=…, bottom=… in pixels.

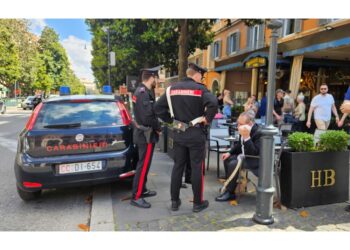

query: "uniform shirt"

left=345, top=87, right=350, bottom=100
left=154, top=77, right=218, bottom=126
left=310, top=94, right=334, bottom=121
left=132, top=83, right=161, bottom=131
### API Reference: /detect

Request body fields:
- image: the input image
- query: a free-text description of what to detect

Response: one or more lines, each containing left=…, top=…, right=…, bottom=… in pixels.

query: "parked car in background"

left=21, top=96, right=35, bottom=110
left=0, top=99, right=6, bottom=114
left=15, top=92, right=138, bottom=201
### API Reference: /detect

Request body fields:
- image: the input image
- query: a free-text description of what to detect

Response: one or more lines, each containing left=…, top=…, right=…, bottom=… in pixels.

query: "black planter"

left=167, top=127, right=174, bottom=160
left=158, top=126, right=168, bottom=153
left=280, top=151, right=349, bottom=208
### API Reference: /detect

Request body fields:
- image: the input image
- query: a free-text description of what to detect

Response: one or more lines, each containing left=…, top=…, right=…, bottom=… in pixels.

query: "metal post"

left=107, top=28, right=111, bottom=86
left=253, top=19, right=282, bottom=225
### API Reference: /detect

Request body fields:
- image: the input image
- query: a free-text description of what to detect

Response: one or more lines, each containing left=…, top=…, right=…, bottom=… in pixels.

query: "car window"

left=34, top=101, right=123, bottom=128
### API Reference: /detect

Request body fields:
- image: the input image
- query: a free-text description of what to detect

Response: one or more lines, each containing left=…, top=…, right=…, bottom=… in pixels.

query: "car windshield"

left=34, top=101, right=123, bottom=129
left=26, top=97, right=34, bottom=101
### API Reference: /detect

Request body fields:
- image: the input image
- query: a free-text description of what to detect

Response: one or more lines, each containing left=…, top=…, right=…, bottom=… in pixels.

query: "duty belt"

left=173, top=118, right=203, bottom=132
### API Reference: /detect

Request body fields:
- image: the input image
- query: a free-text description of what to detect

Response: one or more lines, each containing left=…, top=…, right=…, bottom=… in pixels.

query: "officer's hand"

left=222, top=153, right=231, bottom=161
left=338, top=120, right=344, bottom=127
left=156, top=130, right=161, bottom=135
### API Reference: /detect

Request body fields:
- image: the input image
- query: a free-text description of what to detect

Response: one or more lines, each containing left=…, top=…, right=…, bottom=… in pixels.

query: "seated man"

left=215, top=111, right=261, bottom=202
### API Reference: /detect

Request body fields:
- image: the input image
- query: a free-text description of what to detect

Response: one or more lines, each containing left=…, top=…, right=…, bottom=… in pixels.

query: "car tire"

left=16, top=186, right=42, bottom=201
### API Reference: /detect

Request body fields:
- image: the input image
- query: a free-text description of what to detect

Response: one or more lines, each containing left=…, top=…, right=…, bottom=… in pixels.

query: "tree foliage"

left=86, top=19, right=215, bottom=87
left=0, top=20, right=85, bottom=96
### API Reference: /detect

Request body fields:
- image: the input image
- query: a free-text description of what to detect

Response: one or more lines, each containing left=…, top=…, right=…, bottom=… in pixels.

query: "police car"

left=14, top=86, right=137, bottom=201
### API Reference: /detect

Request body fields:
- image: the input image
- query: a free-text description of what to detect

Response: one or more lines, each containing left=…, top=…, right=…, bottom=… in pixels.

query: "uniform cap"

left=140, top=66, right=159, bottom=78
left=188, top=63, right=207, bottom=75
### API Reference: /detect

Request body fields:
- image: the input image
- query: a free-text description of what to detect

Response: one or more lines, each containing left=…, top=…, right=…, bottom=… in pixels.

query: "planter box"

left=157, top=126, right=168, bottom=153
left=280, top=151, right=349, bottom=208
left=167, top=127, right=174, bottom=160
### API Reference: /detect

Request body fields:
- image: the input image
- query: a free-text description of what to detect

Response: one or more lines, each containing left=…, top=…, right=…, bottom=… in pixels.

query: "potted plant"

left=280, top=131, right=349, bottom=208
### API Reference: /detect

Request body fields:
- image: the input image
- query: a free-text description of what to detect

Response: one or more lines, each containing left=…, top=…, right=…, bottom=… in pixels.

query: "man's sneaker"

left=141, top=189, right=157, bottom=198
left=171, top=199, right=181, bottom=211
left=193, top=200, right=209, bottom=213
left=130, top=198, right=151, bottom=208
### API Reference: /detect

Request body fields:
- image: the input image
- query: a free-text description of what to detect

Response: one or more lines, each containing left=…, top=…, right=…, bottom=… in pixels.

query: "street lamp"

left=102, top=26, right=111, bottom=86
left=252, top=19, right=283, bottom=225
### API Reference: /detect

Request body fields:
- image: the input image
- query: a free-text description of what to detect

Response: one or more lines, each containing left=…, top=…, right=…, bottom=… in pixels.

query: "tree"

left=86, top=19, right=215, bottom=87
left=0, top=24, right=20, bottom=88
left=35, top=27, right=85, bottom=94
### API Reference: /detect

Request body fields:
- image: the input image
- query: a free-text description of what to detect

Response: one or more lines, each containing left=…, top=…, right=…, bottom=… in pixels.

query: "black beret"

left=188, top=63, right=207, bottom=75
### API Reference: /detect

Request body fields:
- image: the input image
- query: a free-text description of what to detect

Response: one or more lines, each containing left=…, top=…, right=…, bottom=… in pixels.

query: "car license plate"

left=58, top=161, right=103, bottom=174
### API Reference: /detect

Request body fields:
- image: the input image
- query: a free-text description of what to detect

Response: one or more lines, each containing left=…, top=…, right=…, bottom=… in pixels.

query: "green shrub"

left=319, top=130, right=350, bottom=152
left=288, top=132, right=314, bottom=152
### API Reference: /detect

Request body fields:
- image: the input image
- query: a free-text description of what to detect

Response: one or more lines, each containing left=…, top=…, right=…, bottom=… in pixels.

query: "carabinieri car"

left=14, top=88, right=137, bottom=201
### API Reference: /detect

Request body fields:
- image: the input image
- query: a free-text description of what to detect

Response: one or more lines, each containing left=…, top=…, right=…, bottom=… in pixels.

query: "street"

left=1, top=108, right=350, bottom=232
left=0, top=109, right=92, bottom=231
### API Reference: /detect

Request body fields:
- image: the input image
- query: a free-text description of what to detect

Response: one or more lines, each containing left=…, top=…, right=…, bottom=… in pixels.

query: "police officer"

left=154, top=63, right=218, bottom=212
left=130, top=68, right=162, bottom=209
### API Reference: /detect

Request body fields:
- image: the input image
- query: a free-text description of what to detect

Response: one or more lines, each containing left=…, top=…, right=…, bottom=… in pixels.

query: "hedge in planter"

left=280, top=130, right=349, bottom=208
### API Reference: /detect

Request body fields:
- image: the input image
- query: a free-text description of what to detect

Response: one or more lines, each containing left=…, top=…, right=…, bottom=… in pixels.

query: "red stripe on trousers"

left=135, top=143, right=153, bottom=200
left=201, top=161, right=204, bottom=202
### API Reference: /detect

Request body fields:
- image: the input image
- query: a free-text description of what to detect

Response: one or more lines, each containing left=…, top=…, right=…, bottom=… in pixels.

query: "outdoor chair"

left=206, top=127, right=231, bottom=178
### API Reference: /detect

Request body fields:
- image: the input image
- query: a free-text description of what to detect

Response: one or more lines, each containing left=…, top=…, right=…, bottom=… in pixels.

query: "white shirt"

left=310, top=94, right=334, bottom=121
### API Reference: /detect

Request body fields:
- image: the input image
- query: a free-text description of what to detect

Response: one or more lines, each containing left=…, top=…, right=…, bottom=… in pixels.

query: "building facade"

left=189, top=19, right=350, bottom=105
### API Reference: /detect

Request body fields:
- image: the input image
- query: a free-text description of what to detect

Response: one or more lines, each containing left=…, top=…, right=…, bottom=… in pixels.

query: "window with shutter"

left=236, top=32, right=240, bottom=52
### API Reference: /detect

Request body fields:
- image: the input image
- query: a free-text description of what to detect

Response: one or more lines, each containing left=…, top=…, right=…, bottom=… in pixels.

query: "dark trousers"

left=171, top=141, right=205, bottom=204
left=223, top=155, right=259, bottom=194
left=132, top=143, right=155, bottom=200
left=184, top=149, right=191, bottom=183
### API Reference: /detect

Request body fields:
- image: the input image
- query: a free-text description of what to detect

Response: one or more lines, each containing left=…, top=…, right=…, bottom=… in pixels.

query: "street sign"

left=245, top=57, right=266, bottom=69
left=109, top=52, right=116, bottom=66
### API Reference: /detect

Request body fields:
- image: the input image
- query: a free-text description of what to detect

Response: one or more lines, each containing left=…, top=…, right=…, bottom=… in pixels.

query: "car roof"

left=43, top=94, right=121, bottom=103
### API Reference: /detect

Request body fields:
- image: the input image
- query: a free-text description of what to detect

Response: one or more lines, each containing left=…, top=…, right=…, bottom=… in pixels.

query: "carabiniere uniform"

left=131, top=82, right=161, bottom=202
left=154, top=67, right=218, bottom=208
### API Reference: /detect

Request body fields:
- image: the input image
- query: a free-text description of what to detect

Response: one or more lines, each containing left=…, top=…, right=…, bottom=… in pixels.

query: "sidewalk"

left=109, top=149, right=350, bottom=231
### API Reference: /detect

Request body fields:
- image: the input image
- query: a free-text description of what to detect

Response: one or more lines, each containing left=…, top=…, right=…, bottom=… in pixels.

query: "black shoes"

left=171, top=199, right=181, bottom=211
left=141, top=189, right=157, bottom=198
left=130, top=198, right=151, bottom=208
left=193, top=200, right=209, bottom=212
left=215, top=191, right=236, bottom=202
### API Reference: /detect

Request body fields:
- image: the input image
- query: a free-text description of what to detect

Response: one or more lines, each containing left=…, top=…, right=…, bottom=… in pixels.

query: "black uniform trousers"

left=171, top=139, right=205, bottom=205
left=223, top=155, right=259, bottom=194
left=132, top=143, right=155, bottom=200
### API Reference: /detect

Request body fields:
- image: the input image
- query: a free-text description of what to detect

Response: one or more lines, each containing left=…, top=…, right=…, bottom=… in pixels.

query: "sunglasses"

left=320, top=88, right=327, bottom=90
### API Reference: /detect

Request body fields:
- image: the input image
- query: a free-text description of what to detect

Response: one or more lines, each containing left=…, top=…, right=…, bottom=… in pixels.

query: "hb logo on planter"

left=310, top=169, right=336, bottom=188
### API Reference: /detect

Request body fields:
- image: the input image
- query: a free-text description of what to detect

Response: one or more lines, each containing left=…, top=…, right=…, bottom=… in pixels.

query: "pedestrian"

left=217, top=91, right=224, bottom=113
left=258, top=93, right=267, bottom=125
left=130, top=68, right=162, bottom=209
left=339, top=86, right=350, bottom=212
left=223, top=89, right=234, bottom=119
left=306, top=84, right=339, bottom=130
left=293, top=93, right=306, bottom=132
left=273, top=89, right=284, bottom=126
left=338, top=86, right=350, bottom=128
left=154, top=63, right=218, bottom=212
left=243, top=97, right=258, bottom=115
left=32, top=95, right=42, bottom=110
left=282, top=90, right=295, bottom=124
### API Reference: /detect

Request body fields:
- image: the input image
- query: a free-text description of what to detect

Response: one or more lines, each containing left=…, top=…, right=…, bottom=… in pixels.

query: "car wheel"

left=16, top=186, right=42, bottom=201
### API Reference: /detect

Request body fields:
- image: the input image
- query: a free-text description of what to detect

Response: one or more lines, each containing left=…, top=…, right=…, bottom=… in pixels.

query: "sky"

left=29, top=19, right=94, bottom=82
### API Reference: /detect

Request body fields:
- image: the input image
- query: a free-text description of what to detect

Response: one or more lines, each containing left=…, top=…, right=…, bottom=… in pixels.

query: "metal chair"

left=207, top=128, right=231, bottom=178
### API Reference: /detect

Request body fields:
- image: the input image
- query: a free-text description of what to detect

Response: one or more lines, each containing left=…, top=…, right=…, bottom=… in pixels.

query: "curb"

left=90, top=184, right=115, bottom=231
